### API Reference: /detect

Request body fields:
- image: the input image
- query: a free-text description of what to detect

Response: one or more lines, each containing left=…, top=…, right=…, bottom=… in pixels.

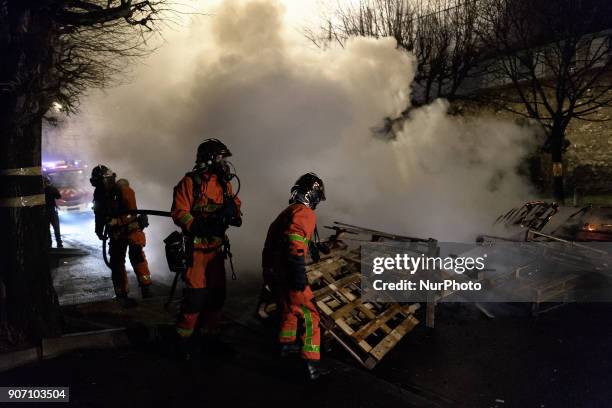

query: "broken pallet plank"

left=369, top=314, right=420, bottom=361
left=352, top=304, right=402, bottom=343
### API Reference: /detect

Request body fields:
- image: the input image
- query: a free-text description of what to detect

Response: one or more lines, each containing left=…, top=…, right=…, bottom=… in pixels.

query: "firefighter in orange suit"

left=171, top=139, right=242, bottom=359
left=262, top=173, right=325, bottom=380
left=90, top=165, right=152, bottom=302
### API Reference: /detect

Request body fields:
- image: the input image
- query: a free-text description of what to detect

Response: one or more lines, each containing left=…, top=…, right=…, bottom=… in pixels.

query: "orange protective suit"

left=172, top=172, right=241, bottom=338
left=94, top=182, right=151, bottom=296
left=262, top=203, right=321, bottom=361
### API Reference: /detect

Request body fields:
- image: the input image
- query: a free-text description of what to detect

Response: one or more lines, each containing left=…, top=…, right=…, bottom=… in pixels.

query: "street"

left=2, top=214, right=612, bottom=407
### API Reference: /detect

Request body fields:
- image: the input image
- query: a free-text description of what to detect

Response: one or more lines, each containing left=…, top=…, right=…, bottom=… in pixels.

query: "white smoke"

left=62, top=0, right=535, bottom=278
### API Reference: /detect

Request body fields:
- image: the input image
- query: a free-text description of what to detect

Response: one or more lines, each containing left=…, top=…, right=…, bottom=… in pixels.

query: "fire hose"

left=102, top=230, right=111, bottom=268
left=100, top=209, right=237, bottom=309
left=101, top=209, right=171, bottom=268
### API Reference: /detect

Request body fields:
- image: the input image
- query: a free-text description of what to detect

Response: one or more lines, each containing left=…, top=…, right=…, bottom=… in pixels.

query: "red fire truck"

left=42, top=160, right=93, bottom=212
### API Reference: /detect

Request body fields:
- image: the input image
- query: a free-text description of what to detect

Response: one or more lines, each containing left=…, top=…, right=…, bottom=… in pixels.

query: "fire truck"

left=42, top=160, right=93, bottom=212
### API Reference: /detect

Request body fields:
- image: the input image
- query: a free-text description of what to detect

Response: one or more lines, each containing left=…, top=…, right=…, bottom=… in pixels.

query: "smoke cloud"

left=56, top=0, right=535, bottom=277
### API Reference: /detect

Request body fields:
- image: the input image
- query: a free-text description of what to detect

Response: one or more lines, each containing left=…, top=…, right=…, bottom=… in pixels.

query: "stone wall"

left=564, top=106, right=612, bottom=194
left=456, top=96, right=612, bottom=197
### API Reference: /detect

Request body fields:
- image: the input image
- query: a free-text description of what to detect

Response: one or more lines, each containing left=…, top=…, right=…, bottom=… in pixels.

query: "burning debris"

left=257, top=209, right=612, bottom=369
left=492, top=201, right=612, bottom=242
left=478, top=201, right=612, bottom=312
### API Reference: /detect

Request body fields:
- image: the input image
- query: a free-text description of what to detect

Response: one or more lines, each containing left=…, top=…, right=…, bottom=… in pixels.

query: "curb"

left=0, top=328, right=129, bottom=373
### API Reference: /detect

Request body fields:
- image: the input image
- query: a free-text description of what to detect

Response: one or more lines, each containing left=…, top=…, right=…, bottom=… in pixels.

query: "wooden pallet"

left=257, top=224, right=439, bottom=369
left=513, top=265, right=579, bottom=315
left=306, top=255, right=420, bottom=369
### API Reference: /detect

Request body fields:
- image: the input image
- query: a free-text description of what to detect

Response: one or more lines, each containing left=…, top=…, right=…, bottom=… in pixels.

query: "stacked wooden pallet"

left=256, top=223, right=441, bottom=368
left=306, top=255, right=420, bottom=369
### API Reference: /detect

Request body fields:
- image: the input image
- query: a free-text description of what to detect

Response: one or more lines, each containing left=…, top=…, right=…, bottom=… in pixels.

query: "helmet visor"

left=313, top=181, right=325, bottom=201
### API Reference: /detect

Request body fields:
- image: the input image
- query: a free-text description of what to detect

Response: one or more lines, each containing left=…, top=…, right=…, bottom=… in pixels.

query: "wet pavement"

left=2, top=213, right=612, bottom=407
left=51, top=212, right=172, bottom=305
left=51, top=212, right=115, bottom=305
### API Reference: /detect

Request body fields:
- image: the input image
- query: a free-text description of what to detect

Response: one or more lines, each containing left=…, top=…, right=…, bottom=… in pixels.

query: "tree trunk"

left=0, top=116, right=62, bottom=341
left=550, top=126, right=565, bottom=203
left=0, top=4, right=62, bottom=342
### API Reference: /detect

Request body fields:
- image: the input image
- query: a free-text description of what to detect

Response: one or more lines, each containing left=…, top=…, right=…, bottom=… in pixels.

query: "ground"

left=2, top=212, right=612, bottom=407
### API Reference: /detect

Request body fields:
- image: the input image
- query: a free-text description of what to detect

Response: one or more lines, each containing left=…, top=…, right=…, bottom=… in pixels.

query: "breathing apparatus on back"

left=164, top=138, right=242, bottom=289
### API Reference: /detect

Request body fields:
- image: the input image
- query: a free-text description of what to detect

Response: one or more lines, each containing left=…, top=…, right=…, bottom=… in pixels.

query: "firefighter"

left=90, top=165, right=153, bottom=302
left=171, top=138, right=242, bottom=359
left=43, top=176, right=63, bottom=248
left=262, top=172, right=326, bottom=381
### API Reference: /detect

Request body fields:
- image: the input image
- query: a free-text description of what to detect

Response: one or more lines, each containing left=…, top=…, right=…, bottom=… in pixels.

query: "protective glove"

left=228, top=215, right=242, bottom=227
left=221, top=200, right=242, bottom=227
left=95, top=225, right=105, bottom=240
left=137, top=214, right=149, bottom=230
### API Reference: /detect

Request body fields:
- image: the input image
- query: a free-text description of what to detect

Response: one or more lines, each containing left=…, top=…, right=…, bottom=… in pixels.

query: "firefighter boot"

left=304, top=360, right=329, bottom=381
left=280, top=343, right=301, bottom=358
left=176, top=334, right=194, bottom=361
left=140, top=285, right=152, bottom=299
left=115, top=293, right=137, bottom=308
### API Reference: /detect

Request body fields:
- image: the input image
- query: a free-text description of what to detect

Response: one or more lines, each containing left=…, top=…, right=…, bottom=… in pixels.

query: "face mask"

left=290, top=190, right=320, bottom=209
left=209, top=156, right=233, bottom=181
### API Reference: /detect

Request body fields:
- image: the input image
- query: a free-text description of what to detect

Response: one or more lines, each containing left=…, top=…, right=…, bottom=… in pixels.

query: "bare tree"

left=308, top=0, right=484, bottom=106
left=0, top=0, right=171, bottom=343
left=478, top=0, right=612, bottom=201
